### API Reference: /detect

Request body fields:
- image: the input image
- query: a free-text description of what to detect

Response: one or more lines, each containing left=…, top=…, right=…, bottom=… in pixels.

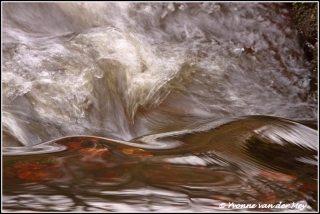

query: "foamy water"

left=2, top=2, right=318, bottom=212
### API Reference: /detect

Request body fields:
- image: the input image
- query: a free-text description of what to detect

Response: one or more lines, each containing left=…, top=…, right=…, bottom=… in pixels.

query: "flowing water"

left=2, top=2, right=318, bottom=212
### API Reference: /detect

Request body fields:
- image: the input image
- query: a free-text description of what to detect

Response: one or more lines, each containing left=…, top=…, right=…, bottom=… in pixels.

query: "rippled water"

left=2, top=2, right=318, bottom=212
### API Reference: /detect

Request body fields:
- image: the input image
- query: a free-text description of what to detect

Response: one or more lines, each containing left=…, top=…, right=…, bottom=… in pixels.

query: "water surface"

left=2, top=2, right=318, bottom=212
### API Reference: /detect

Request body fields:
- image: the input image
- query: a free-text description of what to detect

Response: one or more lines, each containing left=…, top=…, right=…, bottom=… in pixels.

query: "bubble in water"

left=94, top=68, right=104, bottom=78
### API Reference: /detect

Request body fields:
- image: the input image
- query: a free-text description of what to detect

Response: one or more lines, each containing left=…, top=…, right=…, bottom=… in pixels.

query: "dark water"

left=2, top=2, right=318, bottom=212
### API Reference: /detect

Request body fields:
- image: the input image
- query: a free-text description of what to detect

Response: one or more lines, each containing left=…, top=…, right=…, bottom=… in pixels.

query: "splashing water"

left=2, top=2, right=318, bottom=212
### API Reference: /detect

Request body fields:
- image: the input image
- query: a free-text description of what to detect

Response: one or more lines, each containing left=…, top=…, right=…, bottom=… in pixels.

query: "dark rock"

left=291, top=2, right=318, bottom=74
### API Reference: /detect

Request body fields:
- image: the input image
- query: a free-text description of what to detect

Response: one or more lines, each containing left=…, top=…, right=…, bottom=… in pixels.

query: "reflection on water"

left=3, top=116, right=318, bottom=212
left=2, top=2, right=318, bottom=212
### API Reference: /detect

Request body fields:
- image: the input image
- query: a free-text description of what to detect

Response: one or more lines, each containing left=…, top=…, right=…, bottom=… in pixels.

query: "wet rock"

left=291, top=2, right=318, bottom=75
